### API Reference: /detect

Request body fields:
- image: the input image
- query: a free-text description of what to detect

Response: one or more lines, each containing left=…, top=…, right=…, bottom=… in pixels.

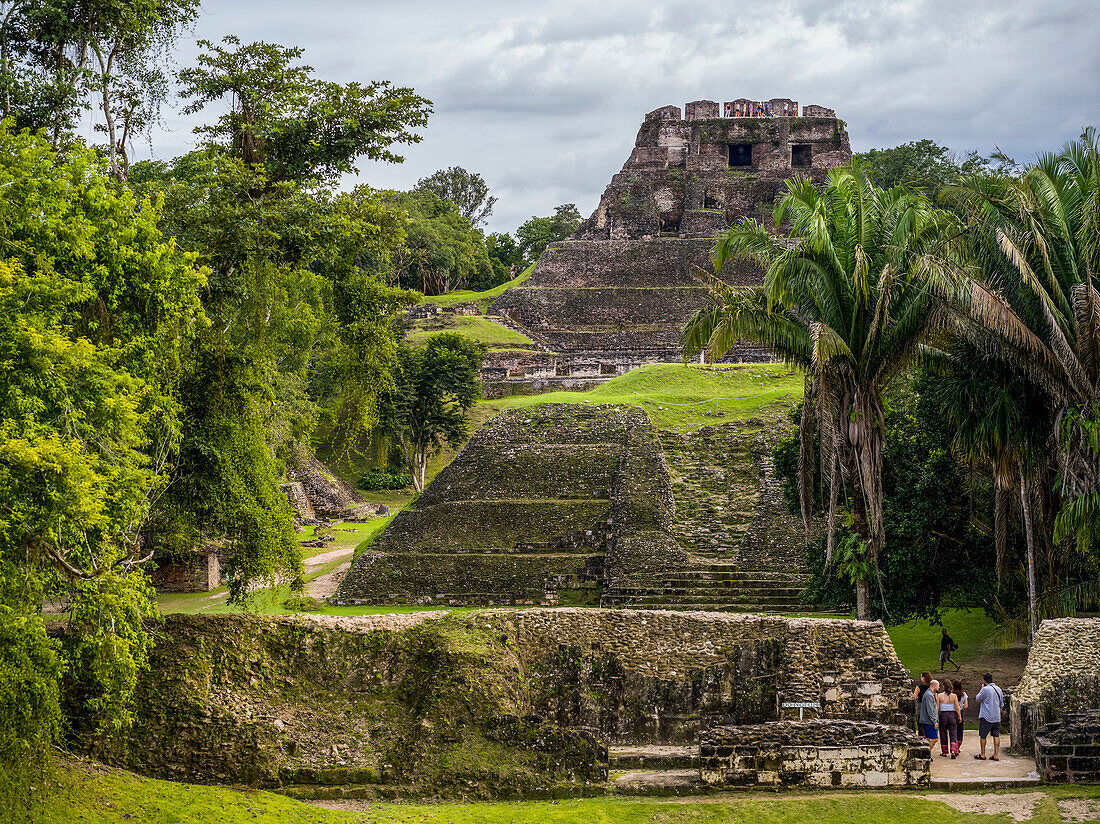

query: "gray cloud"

left=140, top=0, right=1100, bottom=234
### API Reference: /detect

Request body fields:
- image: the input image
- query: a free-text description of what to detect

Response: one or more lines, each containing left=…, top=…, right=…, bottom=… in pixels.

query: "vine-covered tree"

left=0, top=127, right=204, bottom=809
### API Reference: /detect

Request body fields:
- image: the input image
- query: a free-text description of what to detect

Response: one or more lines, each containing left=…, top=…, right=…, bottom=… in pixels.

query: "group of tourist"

left=915, top=671, right=1005, bottom=760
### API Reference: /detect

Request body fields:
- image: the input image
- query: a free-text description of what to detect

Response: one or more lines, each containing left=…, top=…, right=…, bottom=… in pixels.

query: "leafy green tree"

left=415, top=165, right=497, bottom=228
left=485, top=231, right=525, bottom=288
left=682, top=166, right=959, bottom=618
left=0, top=0, right=198, bottom=172
left=383, top=189, right=492, bottom=294
left=0, top=127, right=204, bottom=801
left=516, top=203, right=581, bottom=263
left=854, top=139, right=1013, bottom=197
left=178, top=35, right=431, bottom=184
left=384, top=333, right=486, bottom=491
left=941, top=128, right=1100, bottom=635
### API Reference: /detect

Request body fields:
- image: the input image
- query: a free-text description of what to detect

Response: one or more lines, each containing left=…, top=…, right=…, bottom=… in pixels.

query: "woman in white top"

left=937, top=682, right=962, bottom=758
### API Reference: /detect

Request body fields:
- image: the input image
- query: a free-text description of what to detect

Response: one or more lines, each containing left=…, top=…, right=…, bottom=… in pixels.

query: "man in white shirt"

left=974, top=672, right=1004, bottom=761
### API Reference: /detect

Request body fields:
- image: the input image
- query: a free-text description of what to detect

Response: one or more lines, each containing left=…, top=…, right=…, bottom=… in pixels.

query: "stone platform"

left=334, top=404, right=814, bottom=612
left=927, top=734, right=1040, bottom=789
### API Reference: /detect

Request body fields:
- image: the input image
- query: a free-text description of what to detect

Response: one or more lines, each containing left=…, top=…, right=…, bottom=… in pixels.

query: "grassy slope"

left=422, top=260, right=537, bottom=311
left=887, top=609, right=1002, bottom=678
left=405, top=314, right=534, bottom=348
left=36, top=759, right=1100, bottom=824
left=488, top=362, right=803, bottom=432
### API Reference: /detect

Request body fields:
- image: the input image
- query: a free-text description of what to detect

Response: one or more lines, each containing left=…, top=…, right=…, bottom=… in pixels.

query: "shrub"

left=358, top=469, right=414, bottom=491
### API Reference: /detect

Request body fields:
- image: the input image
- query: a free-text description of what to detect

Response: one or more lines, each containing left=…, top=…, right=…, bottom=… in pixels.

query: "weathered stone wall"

left=98, top=610, right=912, bottom=792
left=509, top=609, right=913, bottom=743
left=339, top=402, right=814, bottom=612
left=335, top=405, right=649, bottom=606
left=1010, top=618, right=1100, bottom=753
left=1035, top=710, right=1100, bottom=784
left=148, top=547, right=221, bottom=593
left=99, top=613, right=605, bottom=794
left=699, top=720, right=930, bottom=788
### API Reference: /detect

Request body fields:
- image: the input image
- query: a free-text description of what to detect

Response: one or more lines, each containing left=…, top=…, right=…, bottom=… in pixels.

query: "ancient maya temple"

left=337, top=98, right=849, bottom=611
left=481, top=98, right=851, bottom=396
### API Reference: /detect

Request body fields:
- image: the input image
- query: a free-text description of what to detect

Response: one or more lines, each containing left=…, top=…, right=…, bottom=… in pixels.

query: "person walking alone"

left=975, top=672, right=1005, bottom=761
left=939, top=628, right=960, bottom=671
left=937, top=681, right=962, bottom=758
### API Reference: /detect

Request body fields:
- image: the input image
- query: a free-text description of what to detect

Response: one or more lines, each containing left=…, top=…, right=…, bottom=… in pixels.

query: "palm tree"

left=943, top=128, right=1100, bottom=636
left=683, top=166, right=957, bottom=619
left=930, top=341, right=1052, bottom=636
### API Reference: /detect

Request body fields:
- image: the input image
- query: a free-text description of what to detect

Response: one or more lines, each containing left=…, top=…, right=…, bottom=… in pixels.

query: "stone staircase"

left=601, top=417, right=820, bottom=613
left=601, top=565, right=814, bottom=612
left=608, top=745, right=702, bottom=795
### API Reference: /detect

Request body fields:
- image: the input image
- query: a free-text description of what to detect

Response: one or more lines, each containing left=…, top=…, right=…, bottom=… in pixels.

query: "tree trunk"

left=855, top=577, right=871, bottom=622
left=1020, top=477, right=1039, bottom=642
left=851, top=471, right=873, bottom=621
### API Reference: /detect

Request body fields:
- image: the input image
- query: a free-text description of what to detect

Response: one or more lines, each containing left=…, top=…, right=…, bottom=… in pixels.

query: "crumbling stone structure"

left=1035, top=710, right=1100, bottom=784
left=102, top=610, right=913, bottom=794
left=484, top=99, right=850, bottom=395
left=148, top=543, right=222, bottom=593
left=700, top=720, right=930, bottom=788
left=1010, top=617, right=1100, bottom=754
left=334, top=403, right=813, bottom=611
left=335, top=404, right=657, bottom=606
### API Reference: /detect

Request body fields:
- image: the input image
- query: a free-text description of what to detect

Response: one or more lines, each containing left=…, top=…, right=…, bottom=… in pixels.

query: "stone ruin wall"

left=1035, top=710, right=1100, bottom=784
left=334, top=404, right=643, bottom=606
left=103, top=610, right=913, bottom=790
left=334, top=403, right=813, bottom=612
left=700, top=719, right=929, bottom=788
left=1010, top=617, right=1100, bottom=754
left=510, top=610, right=913, bottom=744
left=483, top=98, right=851, bottom=395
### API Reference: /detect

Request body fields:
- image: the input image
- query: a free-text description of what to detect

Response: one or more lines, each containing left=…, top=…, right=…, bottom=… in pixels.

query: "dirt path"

left=306, top=558, right=352, bottom=599
left=920, top=792, right=1046, bottom=821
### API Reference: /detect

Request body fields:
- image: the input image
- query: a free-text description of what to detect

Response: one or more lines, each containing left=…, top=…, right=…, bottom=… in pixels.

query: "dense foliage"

left=775, top=389, right=999, bottom=623
left=384, top=333, right=486, bottom=490
left=0, top=127, right=203, bottom=809
left=381, top=189, right=493, bottom=294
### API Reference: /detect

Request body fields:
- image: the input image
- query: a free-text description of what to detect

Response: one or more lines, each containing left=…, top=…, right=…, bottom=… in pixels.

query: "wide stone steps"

left=609, top=745, right=698, bottom=770
left=602, top=561, right=811, bottom=613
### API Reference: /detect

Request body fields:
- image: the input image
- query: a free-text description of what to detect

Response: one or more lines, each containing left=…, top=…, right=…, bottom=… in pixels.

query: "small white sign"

left=782, top=701, right=821, bottom=719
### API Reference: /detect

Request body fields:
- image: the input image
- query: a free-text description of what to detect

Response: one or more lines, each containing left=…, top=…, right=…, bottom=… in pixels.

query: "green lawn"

left=406, top=314, right=534, bottom=348
left=487, top=362, right=803, bottom=431
left=884, top=608, right=1002, bottom=679
left=30, top=759, right=1100, bottom=824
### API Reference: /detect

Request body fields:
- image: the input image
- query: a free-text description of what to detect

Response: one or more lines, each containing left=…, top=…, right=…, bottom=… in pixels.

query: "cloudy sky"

left=135, top=0, right=1100, bottom=235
